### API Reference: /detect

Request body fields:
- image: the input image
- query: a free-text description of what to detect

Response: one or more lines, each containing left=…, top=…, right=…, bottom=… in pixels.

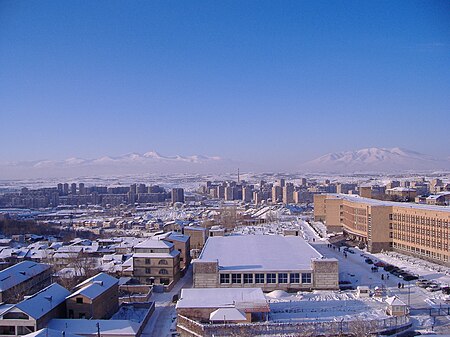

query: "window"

left=220, top=274, right=230, bottom=284
left=290, top=273, right=300, bottom=284
left=302, top=273, right=312, bottom=284
left=255, top=273, right=265, bottom=283
left=159, top=269, right=169, bottom=275
left=278, top=273, right=288, bottom=283
left=0, top=326, right=16, bottom=335
left=243, top=273, right=253, bottom=284
left=145, top=258, right=151, bottom=264
left=231, top=273, right=242, bottom=284
left=17, top=326, right=34, bottom=336
left=3, top=312, right=29, bottom=320
left=76, top=297, right=83, bottom=304
left=145, top=268, right=151, bottom=274
left=158, top=260, right=168, bottom=265
left=266, top=273, right=276, bottom=283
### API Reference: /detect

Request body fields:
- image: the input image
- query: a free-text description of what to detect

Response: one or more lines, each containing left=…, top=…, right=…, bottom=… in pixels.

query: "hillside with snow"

left=0, top=151, right=235, bottom=179
left=300, top=147, right=450, bottom=173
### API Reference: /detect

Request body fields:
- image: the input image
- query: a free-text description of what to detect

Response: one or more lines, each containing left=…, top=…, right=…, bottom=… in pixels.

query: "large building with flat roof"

left=193, top=235, right=338, bottom=292
left=314, top=193, right=450, bottom=265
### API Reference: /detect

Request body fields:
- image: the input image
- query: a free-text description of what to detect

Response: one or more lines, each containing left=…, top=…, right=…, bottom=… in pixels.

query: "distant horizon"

left=1, top=1, right=449, bottom=169
left=1, top=146, right=449, bottom=180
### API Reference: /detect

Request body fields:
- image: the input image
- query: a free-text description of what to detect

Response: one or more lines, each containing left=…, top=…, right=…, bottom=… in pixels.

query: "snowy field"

left=266, top=290, right=388, bottom=323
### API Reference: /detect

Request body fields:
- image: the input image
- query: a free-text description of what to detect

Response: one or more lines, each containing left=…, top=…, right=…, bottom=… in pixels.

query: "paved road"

left=141, top=266, right=193, bottom=337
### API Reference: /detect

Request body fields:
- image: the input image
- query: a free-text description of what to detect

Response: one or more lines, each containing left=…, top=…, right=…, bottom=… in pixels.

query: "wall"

left=192, top=261, right=218, bottom=288
left=312, top=259, right=339, bottom=290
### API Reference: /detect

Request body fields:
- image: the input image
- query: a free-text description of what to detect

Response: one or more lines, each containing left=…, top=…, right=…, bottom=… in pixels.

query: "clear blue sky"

left=1, top=0, right=449, bottom=168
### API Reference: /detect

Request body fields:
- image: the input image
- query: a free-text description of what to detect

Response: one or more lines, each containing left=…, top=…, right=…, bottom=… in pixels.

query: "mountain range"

left=299, top=147, right=450, bottom=173
left=1, top=147, right=449, bottom=179
left=0, top=151, right=233, bottom=179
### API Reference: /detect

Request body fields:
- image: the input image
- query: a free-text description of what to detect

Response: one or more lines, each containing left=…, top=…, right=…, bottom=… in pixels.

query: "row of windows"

left=393, top=234, right=449, bottom=250
left=391, top=213, right=449, bottom=227
left=393, top=242, right=449, bottom=262
left=144, top=259, right=168, bottom=265
left=220, top=273, right=312, bottom=285
left=393, top=224, right=449, bottom=237
left=144, top=268, right=169, bottom=275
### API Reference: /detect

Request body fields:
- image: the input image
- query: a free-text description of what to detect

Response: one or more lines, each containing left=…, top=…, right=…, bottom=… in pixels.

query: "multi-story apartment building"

left=161, top=233, right=191, bottom=271
left=314, top=194, right=450, bottom=265
left=271, top=186, right=282, bottom=203
left=132, top=239, right=181, bottom=286
left=184, top=226, right=208, bottom=250
left=171, top=188, right=185, bottom=204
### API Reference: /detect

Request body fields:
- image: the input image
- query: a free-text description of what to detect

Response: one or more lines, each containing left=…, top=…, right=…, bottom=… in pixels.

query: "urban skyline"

left=1, top=2, right=450, bottom=335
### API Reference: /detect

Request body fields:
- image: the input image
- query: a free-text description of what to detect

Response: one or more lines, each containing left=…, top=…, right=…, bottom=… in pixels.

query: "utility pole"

left=408, top=281, right=411, bottom=308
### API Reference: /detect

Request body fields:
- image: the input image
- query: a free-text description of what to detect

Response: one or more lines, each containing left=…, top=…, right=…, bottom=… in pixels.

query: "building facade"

left=193, top=235, right=338, bottom=291
left=314, top=194, right=450, bottom=265
left=66, top=273, right=119, bottom=319
left=0, top=262, right=52, bottom=304
left=132, top=239, right=181, bottom=286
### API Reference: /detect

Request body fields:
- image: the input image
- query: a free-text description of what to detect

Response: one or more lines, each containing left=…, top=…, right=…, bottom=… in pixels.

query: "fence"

left=177, top=314, right=410, bottom=337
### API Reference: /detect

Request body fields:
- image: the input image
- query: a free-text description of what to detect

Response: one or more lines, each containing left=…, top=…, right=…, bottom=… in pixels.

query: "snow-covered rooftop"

left=0, top=261, right=51, bottom=291
left=385, top=296, right=406, bottom=306
left=134, top=238, right=173, bottom=249
left=69, top=273, right=118, bottom=300
left=209, top=307, right=247, bottom=322
left=23, top=328, right=82, bottom=337
left=47, top=319, right=140, bottom=337
left=330, top=193, right=450, bottom=212
left=198, top=235, right=322, bottom=271
left=133, top=251, right=179, bottom=259
left=16, top=283, right=70, bottom=319
left=166, top=232, right=190, bottom=243
left=177, top=288, right=268, bottom=310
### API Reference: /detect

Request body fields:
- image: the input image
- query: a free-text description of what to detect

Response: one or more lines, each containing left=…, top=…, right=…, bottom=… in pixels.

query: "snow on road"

left=141, top=266, right=192, bottom=337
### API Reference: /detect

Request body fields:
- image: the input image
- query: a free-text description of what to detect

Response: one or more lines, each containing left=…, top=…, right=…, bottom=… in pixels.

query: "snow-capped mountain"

left=300, top=147, right=450, bottom=173
left=0, top=151, right=232, bottom=179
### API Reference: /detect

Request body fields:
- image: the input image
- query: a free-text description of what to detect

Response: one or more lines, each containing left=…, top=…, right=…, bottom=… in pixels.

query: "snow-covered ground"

left=112, top=306, right=149, bottom=323
left=232, top=219, right=450, bottom=333
left=298, top=221, right=450, bottom=334
left=141, top=266, right=193, bottom=337
left=266, top=291, right=388, bottom=323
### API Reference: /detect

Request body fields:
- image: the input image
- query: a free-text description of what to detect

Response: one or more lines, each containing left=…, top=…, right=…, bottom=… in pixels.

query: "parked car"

left=383, top=265, right=395, bottom=272
left=426, top=284, right=441, bottom=292
left=402, top=274, right=419, bottom=281
left=441, top=286, right=450, bottom=295
left=339, top=280, right=352, bottom=285
left=416, top=280, right=433, bottom=288
left=365, top=258, right=374, bottom=264
left=374, top=261, right=386, bottom=267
